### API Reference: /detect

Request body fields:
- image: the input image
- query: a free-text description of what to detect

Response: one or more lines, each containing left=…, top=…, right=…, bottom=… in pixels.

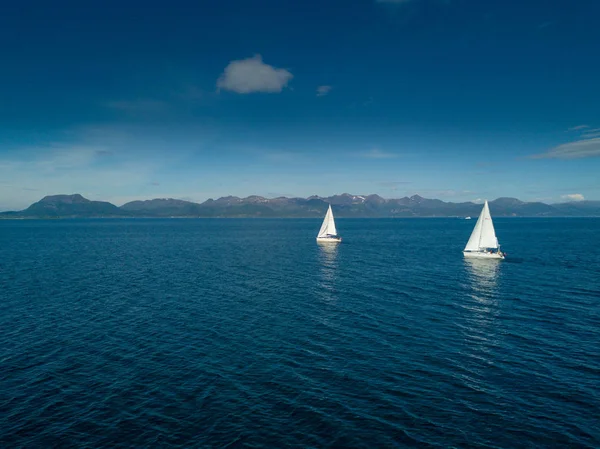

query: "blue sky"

left=1, top=0, right=599, bottom=210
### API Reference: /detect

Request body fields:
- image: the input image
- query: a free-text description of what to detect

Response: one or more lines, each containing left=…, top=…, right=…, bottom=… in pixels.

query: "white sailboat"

left=316, top=204, right=342, bottom=243
left=463, top=200, right=505, bottom=259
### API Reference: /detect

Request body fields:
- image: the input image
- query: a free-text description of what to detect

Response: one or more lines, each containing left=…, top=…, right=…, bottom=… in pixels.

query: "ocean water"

left=0, top=218, right=599, bottom=448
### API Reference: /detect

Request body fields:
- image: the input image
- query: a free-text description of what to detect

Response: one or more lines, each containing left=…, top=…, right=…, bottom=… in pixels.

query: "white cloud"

left=216, top=54, right=293, bottom=94
left=561, top=194, right=585, bottom=202
left=567, top=125, right=589, bottom=131
left=316, top=85, right=332, bottom=97
left=0, top=144, right=155, bottom=211
left=0, top=124, right=249, bottom=211
left=582, top=128, right=600, bottom=139
left=361, top=148, right=398, bottom=159
left=531, top=138, right=600, bottom=159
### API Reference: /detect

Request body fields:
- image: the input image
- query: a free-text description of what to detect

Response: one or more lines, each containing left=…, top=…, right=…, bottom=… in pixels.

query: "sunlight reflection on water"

left=317, top=242, right=339, bottom=301
left=461, top=258, right=502, bottom=365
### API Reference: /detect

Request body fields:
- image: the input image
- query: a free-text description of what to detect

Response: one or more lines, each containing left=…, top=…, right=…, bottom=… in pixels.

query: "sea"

left=0, top=218, right=599, bottom=448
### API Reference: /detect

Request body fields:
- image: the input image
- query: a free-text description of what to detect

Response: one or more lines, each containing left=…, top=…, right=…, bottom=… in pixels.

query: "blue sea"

left=1, top=218, right=599, bottom=448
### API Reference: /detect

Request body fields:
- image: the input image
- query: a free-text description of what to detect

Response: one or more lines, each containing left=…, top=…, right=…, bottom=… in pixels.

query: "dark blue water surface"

left=1, top=218, right=599, bottom=448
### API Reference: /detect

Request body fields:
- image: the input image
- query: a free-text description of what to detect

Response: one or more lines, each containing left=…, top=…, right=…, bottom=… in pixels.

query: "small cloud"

left=316, top=85, right=332, bottom=97
left=22, top=187, right=40, bottom=191
left=473, top=198, right=484, bottom=204
left=95, top=150, right=113, bottom=157
left=581, top=128, right=600, bottom=139
left=561, top=193, right=585, bottom=202
left=216, top=54, right=293, bottom=94
left=530, top=138, right=600, bottom=159
left=150, top=181, right=160, bottom=186
left=568, top=125, right=589, bottom=131
left=361, top=148, right=398, bottom=159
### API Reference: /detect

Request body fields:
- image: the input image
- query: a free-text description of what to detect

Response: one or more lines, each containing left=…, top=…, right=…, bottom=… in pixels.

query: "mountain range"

left=1, top=193, right=599, bottom=218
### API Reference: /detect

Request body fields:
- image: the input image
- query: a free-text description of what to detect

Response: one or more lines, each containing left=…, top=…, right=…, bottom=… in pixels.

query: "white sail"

left=464, top=201, right=498, bottom=251
left=464, top=209, right=484, bottom=251
left=478, top=201, right=498, bottom=248
left=317, top=205, right=337, bottom=238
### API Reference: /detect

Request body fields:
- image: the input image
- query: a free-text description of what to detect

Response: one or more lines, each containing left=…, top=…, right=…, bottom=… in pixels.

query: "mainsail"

left=464, top=201, right=498, bottom=251
left=317, top=205, right=337, bottom=238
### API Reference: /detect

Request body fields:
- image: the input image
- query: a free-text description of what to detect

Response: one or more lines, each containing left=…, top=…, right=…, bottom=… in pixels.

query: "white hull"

left=317, top=237, right=342, bottom=243
left=463, top=251, right=504, bottom=260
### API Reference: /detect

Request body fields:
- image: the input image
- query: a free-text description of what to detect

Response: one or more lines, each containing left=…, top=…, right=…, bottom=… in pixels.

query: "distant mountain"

left=486, top=197, right=557, bottom=217
left=120, top=198, right=202, bottom=217
left=1, top=193, right=599, bottom=218
left=552, top=200, right=600, bottom=216
left=5, top=194, right=125, bottom=218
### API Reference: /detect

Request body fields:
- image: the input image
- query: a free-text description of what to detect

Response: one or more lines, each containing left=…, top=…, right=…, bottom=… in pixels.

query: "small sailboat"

left=316, top=204, right=342, bottom=243
left=463, top=200, right=505, bottom=259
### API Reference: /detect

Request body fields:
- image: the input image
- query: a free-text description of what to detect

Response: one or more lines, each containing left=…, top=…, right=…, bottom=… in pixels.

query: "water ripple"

left=1, top=218, right=599, bottom=448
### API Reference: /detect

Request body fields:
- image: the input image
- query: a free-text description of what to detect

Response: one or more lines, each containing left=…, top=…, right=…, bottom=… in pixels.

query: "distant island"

left=0, top=193, right=599, bottom=219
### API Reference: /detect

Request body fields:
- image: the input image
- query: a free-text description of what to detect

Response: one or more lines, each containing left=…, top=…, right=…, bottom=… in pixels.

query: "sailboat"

left=316, top=204, right=342, bottom=243
left=463, top=200, right=505, bottom=259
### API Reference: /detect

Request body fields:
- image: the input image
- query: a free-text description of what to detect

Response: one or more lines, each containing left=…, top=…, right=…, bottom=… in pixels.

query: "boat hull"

left=463, top=251, right=504, bottom=260
left=317, top=237, right=342, bottom=243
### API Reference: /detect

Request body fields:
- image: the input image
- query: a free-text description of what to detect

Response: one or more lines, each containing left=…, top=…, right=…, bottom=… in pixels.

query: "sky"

left=1, top=0, right=599, bottom=210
